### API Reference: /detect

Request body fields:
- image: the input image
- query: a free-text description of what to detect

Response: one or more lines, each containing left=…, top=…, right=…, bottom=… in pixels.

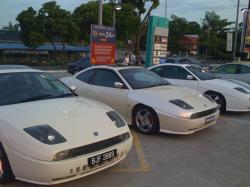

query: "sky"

left=0, top=0, right=249, bottom=28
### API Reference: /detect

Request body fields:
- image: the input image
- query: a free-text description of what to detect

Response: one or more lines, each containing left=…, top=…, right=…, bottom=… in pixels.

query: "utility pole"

left=232, top=0, right=240, bottom=61
left=98, top=0, right=103, bottom=25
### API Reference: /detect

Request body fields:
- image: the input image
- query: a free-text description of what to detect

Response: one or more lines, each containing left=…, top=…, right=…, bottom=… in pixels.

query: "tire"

left=0, top=144, right=14, bottom=184
left=133, top=105, right=159, bottom=135
left=206, top=92, right=226, bottom=112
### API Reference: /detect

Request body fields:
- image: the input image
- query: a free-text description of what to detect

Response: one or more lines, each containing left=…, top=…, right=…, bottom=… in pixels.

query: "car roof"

left=0, top=65, right=43, bottom=73
left=0, top=65, right=32, bottom=70
left=217, top=63, right=250, bottom=67
left=89, top=65, right=144, bottom=71
left=149, top=63, right=191, bottom=69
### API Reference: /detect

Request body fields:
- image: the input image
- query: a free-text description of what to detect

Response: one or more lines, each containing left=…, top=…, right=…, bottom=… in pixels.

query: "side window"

left=151, top=66, right=165, bottom=77
left=179, top=59, right=190, bottom=64
left=240, top=65, right=250, bottom=74
left=76, top=69, right=94, bottom=84
left=163, top=66, right=191, bottom=80
left=165, top=59, right=175, bottom=63
left=93, top=69, right=120, bottom=88
left=215, top=65, right=238, bottom=74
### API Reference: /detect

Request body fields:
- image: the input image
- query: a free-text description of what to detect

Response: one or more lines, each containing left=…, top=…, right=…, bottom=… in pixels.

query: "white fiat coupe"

left=149, top=64, right=250, bottom=112
left=0, top=66, right=132, bottom=185
left=61, top=66, right=219, bottom=135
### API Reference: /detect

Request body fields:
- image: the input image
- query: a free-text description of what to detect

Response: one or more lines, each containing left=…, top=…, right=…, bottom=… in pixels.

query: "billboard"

left=145, top=16, right=169, bottom=67
left=90, top=24, right=116, bottom=65
left=241, top=10, right=250, bottom=52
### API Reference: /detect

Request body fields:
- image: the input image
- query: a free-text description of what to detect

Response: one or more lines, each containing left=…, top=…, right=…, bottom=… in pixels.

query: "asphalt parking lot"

left=1, top=71, right=249, bottom=187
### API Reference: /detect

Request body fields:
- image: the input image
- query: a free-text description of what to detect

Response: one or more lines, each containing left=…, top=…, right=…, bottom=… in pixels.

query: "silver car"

left=213, top=63, right=250, bottom=84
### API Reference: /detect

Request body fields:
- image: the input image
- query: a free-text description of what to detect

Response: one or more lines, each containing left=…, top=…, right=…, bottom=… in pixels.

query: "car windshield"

left=186, top=66, right=216, bottom=80
left=119, top=68, right=169, bottom=89
left=0, top=72, right=74, bottom=106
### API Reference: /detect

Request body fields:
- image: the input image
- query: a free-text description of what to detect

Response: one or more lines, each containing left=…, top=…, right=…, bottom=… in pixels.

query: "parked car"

left=67, top=57, right=91, bottom=74
left=149, top=64, right=250, bottom=112
left=61, top=66, right=219, bottom=135
left=164, top=57, right=213, bottom=71
left=213, top=63, right=250, bottom=84
left=0, top=66, right=132, bottom=185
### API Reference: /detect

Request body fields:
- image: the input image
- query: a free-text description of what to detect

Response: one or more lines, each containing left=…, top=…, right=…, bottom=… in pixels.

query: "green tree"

left=73, top=1, right=139, bottom=44
left=2, top=22, right=19, bottom=31
left=16, top=1, right=79, bottom=64
left=121, top=0, right=160, bottom=61
left=168, top=15, right=201, bottom=54
left=200, top=11, right=233, bottom=59
left=16, top=7, right=46, bottom=49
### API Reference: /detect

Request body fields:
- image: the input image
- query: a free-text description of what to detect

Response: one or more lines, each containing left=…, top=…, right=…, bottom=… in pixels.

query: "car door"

left=238, top=65, right=250, bottom=84
left=214, top=64, right=240, bottom=80
left=89, top=69, right=129, bottom=117
left=151, top=65, right=199, bottom=89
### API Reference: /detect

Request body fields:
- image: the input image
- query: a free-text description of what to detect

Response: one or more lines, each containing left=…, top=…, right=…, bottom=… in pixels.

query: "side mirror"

left=187, top=75, right=195, bottom=80
left=114, top=82, right=124, bottom=89
left=69, top=85, right=77, bottom=92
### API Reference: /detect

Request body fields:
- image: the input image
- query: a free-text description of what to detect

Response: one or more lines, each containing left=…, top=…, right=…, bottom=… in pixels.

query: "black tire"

left=206, top=92, right=226, bottom=112
left=0, top=143, right=14, bottom=184
left=133, top=105, right=159, bottom=135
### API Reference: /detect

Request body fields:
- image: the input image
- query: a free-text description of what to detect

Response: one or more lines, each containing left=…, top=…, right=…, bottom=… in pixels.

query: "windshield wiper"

left=48, top=93, right=75, bottom=99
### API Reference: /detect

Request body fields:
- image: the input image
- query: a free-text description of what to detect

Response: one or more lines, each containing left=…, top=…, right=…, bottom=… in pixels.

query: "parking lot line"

left=112, top=130, right=150, bottom=173
left=219, top=116, right=238, bottom=126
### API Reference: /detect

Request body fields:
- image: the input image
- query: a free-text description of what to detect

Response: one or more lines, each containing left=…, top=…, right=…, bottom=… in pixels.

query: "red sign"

left=90, top=24, right=116, bottom=65
left=91, top=42, right=115, bottom=65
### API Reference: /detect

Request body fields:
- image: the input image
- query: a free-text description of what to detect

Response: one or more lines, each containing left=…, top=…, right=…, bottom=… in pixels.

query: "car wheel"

left=0, top=144, right=14, bottom=184
left=133, top=106, right=159, bottom=135
left=207, top=92, right=226, bottom=112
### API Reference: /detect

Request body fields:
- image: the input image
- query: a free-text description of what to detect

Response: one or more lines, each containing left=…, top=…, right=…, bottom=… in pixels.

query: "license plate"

left=205, top=115, right=215, bottom=124
left=88, top=149, right=117, bottom=168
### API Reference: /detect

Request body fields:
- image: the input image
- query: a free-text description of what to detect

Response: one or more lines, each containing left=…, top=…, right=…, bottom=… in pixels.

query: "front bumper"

left=5, top=136, right=133, bottom=185
left=158, top=110, right=220, bottom=135
left=225, top=94, right=250, bottom=112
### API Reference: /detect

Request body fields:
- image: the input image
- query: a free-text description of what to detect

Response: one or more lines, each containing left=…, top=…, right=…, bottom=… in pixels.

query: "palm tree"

left=2, top=22, right=19, bottom=31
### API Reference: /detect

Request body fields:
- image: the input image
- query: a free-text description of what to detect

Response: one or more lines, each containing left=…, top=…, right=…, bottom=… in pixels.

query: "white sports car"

left=149, top=64, right=250, bottom=112
left=61, top=66, right=219, bottom=135
left=0, top=66, right=132, bottom=185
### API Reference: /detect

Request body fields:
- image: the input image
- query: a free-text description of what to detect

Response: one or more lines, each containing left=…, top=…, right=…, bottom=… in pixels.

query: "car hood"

left=0, top=97, right=129, bottom=160
left=129, top=85, right=218, bottom=116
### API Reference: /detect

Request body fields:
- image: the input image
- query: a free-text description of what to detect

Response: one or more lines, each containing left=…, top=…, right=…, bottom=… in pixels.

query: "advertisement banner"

left=241, top=10, right=250, bottom=52
left=226, top=32, right=233, bottom=52
left=90, top=24, right=116, bottom=65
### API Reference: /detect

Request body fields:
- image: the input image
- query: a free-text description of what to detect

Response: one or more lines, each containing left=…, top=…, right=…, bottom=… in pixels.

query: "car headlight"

left=169, top=99, right=194, bottom=110
left=24, top=125, right=67, bottom=145
left=106, top=111, right=126, bottom=128
left=234, top=87, right=250, bottom=94
left=203, top=94, right=215, bottom=103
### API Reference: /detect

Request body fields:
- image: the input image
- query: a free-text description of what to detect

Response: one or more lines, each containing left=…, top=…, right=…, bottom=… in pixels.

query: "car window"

left=179, top=59, right=190, bottom=64
left=240, top=65, right=250, bottom=74
left=162, top=66, right=192, bottom=80
left=119, top=68, right=169, bottom=89
left=151, top=66, right=165, bottom=77
left=0, top=72, right=73, bottom=106
left=93, top=69, right=120, bottom=88
left=76, top=69, right=94, bottom=84
left=165, top=59, right=175, bottom=63
left=215, top=64, right=238, bottom=74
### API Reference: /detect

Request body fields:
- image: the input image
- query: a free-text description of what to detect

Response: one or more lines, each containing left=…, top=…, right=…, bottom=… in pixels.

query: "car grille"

left=190, top=107, right=217, bottom=119
left=53, top=132, right=130, bottom=161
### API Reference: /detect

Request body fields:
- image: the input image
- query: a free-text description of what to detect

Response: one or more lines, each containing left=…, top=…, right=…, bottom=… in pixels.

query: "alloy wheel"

left=135, top=109, right=153, bottom=133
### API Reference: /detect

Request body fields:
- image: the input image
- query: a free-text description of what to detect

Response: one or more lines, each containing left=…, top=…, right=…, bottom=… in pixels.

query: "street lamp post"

left=232, top=0, right=240, bottom=61
left=98, top=0, right=103, bottom=25
left=113, top=4, right=122, bottom=28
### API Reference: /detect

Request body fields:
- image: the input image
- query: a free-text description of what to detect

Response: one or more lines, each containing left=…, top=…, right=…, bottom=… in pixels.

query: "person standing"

left=131, top=53, right=136, bottom=65
left=123, top=53, right=130, bottom=65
